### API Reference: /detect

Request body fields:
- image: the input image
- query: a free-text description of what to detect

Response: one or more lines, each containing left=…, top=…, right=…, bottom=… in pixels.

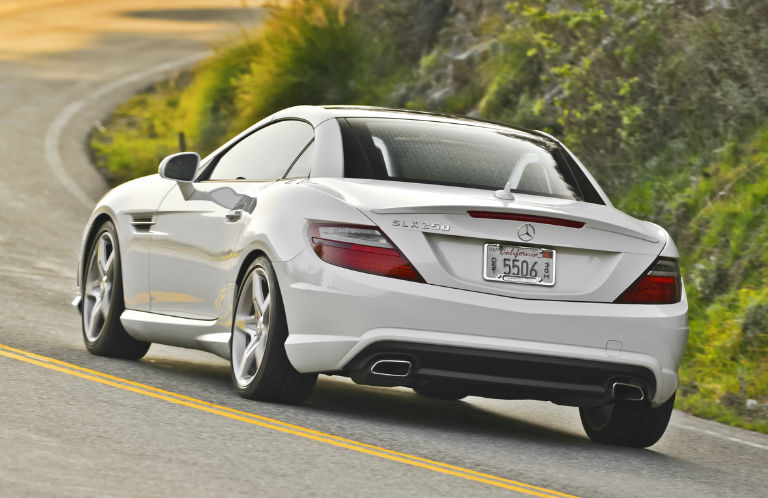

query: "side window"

left=284, top=140, right=315, bottom=179
left=209, top=120, right=314, bottom=181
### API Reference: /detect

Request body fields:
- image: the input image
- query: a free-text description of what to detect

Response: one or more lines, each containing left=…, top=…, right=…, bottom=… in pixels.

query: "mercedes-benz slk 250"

left=75, top=106, right=688, bottom=447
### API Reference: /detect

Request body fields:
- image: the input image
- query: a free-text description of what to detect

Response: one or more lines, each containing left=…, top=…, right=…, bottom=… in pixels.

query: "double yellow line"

left=0, top=343, right=579, bottom=498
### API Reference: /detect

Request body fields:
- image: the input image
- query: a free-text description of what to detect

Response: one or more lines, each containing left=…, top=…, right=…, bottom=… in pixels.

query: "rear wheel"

left=230, top=256, right=317, bottom=404
left=579, top=392, right=675, bottom=447
left=81, top=221, right=150, bottom=359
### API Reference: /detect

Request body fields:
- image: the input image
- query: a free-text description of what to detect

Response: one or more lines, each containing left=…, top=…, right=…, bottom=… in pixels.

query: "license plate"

left=483, top=244, right=556, bottom=286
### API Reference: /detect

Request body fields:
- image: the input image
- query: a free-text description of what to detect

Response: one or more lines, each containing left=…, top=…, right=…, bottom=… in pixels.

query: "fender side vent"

left=130, top=215, right=155, bottom=233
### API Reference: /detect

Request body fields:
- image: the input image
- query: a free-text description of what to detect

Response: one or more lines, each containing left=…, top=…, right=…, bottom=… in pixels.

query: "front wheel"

left=579, top=392, right=675, bottom=448
left=81, top=221, right=150, bottom=359
left=230, top=256, right=317, bottom=404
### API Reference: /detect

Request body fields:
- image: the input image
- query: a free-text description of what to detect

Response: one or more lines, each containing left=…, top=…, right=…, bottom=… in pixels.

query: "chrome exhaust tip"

left=370, top=359, right=412, bottom=377
left=612, top=382, right=645, bottom=401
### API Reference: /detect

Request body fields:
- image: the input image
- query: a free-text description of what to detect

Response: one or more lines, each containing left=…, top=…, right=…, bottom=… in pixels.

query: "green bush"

left=91, top=0, right=395, bottom=185
left=228, top=0, right=383, bottom=132
left=477, top=1, right=768, bottom=195
left=90, top=76, right=191, bottom=182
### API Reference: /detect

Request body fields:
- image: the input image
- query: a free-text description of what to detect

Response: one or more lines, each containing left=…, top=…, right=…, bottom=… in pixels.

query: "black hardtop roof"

left=320, top=105, right=556, bottom=143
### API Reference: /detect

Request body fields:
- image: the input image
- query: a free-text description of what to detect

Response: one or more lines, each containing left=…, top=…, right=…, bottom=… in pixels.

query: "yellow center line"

left=0, top=343, right=580, bottom=498
left=0, top=344, right=573, bottom=494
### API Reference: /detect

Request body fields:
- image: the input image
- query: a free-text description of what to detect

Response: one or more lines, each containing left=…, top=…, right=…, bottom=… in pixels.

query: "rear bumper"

left=345, top=341, right=656, bottom=406
left=275, top=251, right=688, bottom=407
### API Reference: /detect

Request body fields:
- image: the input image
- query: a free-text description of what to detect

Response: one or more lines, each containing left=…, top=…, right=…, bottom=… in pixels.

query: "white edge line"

left=44, top=51, right=212, bottom=210
left=675, top=423, right=768, bottom=450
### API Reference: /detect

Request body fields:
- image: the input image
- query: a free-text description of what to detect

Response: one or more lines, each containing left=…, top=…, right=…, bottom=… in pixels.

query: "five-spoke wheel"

left=83, top=231, right=115, bottom=343
left=232, top=267, right=271, bottom=387
left=230, top=256, right=316, bottom=403
left=81, top=221, right=150, bottom=359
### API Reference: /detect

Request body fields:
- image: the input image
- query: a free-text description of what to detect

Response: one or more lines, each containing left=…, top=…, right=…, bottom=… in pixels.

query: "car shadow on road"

left=306, top=376, right=589, bottom=443
left=141, top=356, right=231, bottom=382
left=135, top=356, right=583, bottom=445
left=303, top=377, right=701, bottom=474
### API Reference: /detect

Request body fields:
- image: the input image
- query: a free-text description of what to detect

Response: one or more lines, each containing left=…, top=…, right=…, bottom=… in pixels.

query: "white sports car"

left=76, top=106, right=688, bottom=447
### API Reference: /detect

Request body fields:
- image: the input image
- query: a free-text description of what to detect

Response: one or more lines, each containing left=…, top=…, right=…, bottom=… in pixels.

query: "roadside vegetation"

left=90, top=0, right=767, bottom=432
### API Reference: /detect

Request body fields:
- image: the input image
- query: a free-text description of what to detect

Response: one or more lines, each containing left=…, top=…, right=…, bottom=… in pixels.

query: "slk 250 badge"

left=392, top=220, right=451, bottom=231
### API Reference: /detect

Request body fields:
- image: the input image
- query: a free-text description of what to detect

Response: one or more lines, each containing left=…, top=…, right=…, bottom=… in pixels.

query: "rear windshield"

left=338, top=117, right=603, bottom=204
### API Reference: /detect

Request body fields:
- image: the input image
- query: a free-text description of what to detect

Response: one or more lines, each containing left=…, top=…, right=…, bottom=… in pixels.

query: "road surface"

left=0, top=1, right=766, bottom=497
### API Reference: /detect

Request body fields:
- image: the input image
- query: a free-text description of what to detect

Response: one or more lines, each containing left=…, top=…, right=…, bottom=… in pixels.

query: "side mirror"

left=159, top=152, right=200, bottom=183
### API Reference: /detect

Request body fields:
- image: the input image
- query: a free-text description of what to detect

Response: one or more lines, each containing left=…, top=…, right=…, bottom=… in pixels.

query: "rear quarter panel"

left=230, top=179, right=373, bottom=311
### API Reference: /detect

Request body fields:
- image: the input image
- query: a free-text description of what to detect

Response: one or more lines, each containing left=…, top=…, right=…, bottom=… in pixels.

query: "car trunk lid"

left=307, top=178, right=666, bottom=303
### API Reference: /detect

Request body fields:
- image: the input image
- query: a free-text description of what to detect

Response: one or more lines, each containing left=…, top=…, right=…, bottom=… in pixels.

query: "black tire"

left=579, top=392, right=676, bottom=448
left=230, top=256, right=317, bottom=404
left=81, top=221, right=150, bottom=360
left=413, top=384, right=467, bottom=401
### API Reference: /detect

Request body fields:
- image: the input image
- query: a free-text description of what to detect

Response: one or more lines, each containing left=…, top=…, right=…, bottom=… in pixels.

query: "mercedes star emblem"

left=518, top=223, right=535, bottom=242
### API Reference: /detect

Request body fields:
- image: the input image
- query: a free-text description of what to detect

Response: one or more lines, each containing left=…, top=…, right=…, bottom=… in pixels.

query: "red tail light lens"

left=308, top=224, right=424, bottom=282
left=616, top=257, right=682, bottom=304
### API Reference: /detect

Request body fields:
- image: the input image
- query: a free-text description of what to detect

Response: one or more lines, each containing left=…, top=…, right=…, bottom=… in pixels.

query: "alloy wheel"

left=232, top=267, right=271, bottom=387
left=83, top=232, right=115, bottom=342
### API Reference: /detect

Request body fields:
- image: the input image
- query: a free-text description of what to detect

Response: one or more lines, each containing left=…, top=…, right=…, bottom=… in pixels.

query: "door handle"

left=225, top=209, right=243, bottom=222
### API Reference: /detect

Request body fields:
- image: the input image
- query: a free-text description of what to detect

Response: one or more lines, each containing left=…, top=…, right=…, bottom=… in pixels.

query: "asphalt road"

left=1, top=2, right=767, bottom=497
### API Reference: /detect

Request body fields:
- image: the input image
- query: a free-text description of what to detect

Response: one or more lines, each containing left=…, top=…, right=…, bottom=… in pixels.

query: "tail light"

left=308, top=223, right=424, bottom=282
left=616, top=257, right=682, bottom=304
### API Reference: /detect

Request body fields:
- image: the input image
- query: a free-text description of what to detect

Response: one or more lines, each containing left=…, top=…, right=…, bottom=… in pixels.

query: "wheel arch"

left=84, top=213, right=114, bottom=256
left=235, top=249, right=269, bottom=290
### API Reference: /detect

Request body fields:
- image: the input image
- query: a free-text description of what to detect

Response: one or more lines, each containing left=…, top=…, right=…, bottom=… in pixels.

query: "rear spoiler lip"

left=370, top=205, right=661, bottom=243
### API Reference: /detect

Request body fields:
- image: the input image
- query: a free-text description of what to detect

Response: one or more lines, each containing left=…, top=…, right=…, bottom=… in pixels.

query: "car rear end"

left=278, top=113, right=688, bottom=408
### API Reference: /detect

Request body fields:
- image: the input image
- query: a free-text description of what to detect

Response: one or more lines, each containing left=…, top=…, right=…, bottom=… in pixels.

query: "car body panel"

left=121, top=309, right=231, bottom=358
left=149, top=180, right=260, bottom=319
